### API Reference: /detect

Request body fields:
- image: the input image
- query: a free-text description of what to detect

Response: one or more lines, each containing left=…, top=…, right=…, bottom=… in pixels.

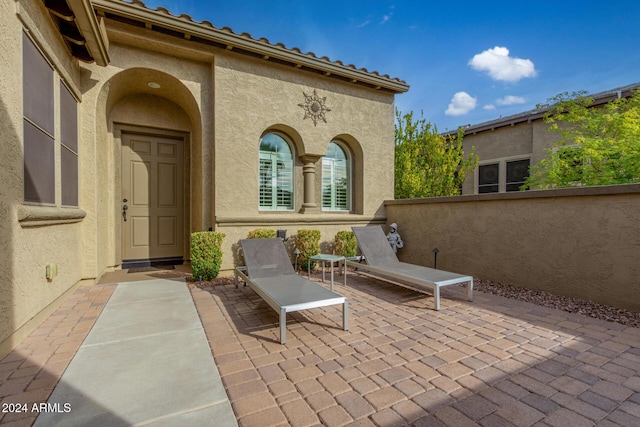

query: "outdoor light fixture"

left=277, top=229, right=287, bottom=241
left=293, top=247, right=300, bottom=272
left=432, top=247, right=440, bottom=269
left=148, top=82, right=160, bottom=88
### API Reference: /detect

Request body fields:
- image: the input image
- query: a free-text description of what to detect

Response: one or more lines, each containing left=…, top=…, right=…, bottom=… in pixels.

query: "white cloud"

left=445, top=92, right=477, bottom=116
left=357, top=20, right=370, bottom=28
left=496, top=95, right=526, bottom=106
left=483, top=104, right=496, bottom=110
left=380, top=14, right=392, bottom=24
left=469, top=46, right=537, bottom=82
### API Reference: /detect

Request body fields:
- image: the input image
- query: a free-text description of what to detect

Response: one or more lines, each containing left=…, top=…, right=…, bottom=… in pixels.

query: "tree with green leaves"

left=394, top=110, right=478, bottom=198
left=525, top=89, right=640, bottom=189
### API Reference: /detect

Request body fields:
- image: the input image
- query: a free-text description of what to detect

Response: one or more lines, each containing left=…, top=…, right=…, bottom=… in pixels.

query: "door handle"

left=122, top=204, right=128, bottom=222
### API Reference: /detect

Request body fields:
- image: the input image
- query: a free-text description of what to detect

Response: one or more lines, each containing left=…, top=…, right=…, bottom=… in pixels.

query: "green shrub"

left=191, top=231, right=225, bottom=280
left=247, top=228, right=277, bottom=239
left=295, top=229, right=321, bottom=271
left=335, top=230, right=357, bottom=258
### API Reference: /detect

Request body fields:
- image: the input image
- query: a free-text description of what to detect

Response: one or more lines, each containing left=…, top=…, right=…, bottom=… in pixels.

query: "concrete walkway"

left=33, top=278, right=237, bottom=427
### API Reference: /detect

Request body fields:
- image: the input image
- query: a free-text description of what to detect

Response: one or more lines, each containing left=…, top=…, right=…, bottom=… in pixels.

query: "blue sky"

left=141, top=0, right=640, bottom=131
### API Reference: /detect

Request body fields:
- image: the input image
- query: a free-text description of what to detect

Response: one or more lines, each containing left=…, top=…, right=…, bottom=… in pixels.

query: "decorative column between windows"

left=300, top=155, right=321, bottom=213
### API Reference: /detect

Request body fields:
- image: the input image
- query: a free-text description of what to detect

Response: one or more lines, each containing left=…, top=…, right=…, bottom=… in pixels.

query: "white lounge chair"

left=236, top=238, right=348, bottom=344
left=346, top=226, right=473, bottom=310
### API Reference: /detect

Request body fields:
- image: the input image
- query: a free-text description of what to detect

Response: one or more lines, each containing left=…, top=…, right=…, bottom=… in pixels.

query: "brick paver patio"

left=1, top=270, right=639, bottom=426
left=194, top=272, right=640, bottom=427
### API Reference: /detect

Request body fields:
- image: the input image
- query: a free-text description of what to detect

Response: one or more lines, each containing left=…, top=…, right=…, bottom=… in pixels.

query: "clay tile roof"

left=92, top=0, right=409, bottom=93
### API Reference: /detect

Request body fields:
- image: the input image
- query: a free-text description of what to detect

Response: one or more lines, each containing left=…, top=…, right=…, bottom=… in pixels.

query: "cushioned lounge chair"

left=346, top=226, right=473, bottom=310
left=236, top=238, right=348, bottom=344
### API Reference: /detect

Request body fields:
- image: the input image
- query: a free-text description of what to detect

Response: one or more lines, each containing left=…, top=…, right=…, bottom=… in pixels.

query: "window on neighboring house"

left=478, top=163, right=499, bottom=193
left=322, top=142, right=350, bottom=211
left=506, top=159, right=530, bottom=192
left=478, top=159, right=530, bottom=193
left=23, top=32, right=55, bottom=204
left=259, top=133, right=294, bottom=210
left=22, top=32, right=79, bottom=207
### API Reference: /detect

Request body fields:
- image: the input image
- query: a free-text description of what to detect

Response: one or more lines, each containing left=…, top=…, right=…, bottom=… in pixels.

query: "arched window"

left=259, top=133, right=294, bottom=210
left=322, top=142, right=350, bottom=211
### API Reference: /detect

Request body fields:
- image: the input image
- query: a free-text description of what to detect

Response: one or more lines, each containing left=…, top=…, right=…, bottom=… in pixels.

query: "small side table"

left=308, top=254, right=346, bottom=291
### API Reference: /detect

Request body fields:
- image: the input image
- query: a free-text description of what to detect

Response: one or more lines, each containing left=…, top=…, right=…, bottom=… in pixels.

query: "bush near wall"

left=191, top=231, right=225, bottom=280
left=296, top=229, right=321, bottom=271
left=335, top=231, right=357, bottom=258
left=247, top=228, right=277, bottom=239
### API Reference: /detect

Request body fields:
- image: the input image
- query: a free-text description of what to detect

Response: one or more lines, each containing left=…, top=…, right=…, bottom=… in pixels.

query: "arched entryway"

left=98, top=68, right=203, bottom=269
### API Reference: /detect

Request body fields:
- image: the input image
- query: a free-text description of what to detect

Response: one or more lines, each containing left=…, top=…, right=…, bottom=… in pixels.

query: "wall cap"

left=385, top=183, right=640, bottom=205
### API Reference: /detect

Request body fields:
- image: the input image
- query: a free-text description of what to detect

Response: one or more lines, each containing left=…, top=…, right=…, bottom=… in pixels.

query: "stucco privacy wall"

left=385, top=184, right=640, bottom=312
left=0, top=0, right=87, bottom=355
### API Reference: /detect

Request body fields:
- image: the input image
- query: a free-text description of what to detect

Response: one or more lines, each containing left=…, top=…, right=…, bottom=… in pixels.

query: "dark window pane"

left=479, top=185, right=499, bottom=194
left=479, top=163, right=499, bottom=185
left=24, top=120, right=55, bottom=204
left=23, top=32, right=54, bottom=135
left=506, top=159, right=530, bottom=191
left=61, top=146, right=78, bottom=206
left=60, top=82, right=78, bottom=152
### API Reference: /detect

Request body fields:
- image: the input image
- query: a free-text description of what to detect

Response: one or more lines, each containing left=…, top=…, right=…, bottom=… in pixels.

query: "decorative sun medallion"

left=298, top=90, right=331, bottom=126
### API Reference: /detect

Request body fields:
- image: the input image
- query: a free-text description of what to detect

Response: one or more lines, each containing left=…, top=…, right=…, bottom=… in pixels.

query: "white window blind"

left=322, top=142, right=350, bottom=211
left=259, top=134, right=293, bottom=210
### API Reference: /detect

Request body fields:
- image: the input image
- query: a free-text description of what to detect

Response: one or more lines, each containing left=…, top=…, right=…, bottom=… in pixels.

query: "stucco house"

left=0, top=0, right=408, bottom=356
left=458, top=83, right=639, bottom=195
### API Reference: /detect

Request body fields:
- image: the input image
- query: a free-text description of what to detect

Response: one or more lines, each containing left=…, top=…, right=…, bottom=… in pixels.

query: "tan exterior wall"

left=212, top=50, right=395, bottom=271
left=0, top=0, right=88, bottom=356
left=385, top=184, right=640, bottom=312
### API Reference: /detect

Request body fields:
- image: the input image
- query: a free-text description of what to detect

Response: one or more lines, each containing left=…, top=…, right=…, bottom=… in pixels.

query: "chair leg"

left=280, top=308, right=287, bottom=344
left=343, top=301, right=349, bottom=331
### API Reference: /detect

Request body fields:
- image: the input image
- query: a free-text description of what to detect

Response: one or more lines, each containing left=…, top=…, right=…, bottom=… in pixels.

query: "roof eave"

left=91, top=0, right=408, bottom=93
left=68, top=0, right=110, bottom=66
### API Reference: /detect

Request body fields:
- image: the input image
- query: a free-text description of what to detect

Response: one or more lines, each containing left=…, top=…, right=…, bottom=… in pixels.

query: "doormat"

left=128, top=265, right=176, bottom=274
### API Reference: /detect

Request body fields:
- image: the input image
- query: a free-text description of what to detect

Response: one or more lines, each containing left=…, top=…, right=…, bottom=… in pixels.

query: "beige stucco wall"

left=88, top=22, right=396, bottom=273
left=385, top=184, right=640, bottom=312
left=213, top=52, right=395, bottom=271
left=0, top=0, right=88, bottom=356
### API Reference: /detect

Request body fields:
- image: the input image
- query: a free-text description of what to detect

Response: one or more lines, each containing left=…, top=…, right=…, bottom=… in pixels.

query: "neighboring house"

left=457, top=83, right=640, bottom=195
left=0, top=0, right=408, bottom=356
